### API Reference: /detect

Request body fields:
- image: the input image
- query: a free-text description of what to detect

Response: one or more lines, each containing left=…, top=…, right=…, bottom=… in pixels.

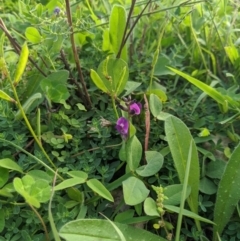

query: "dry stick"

left=144, top=94, right=150, bottom=162
left=65, top=0, right=92, bottom=109
left=0, top=18, right=47, bottom=77
left=117, top=0, right=152, bottom=59
left=116, top=0, right=137, bottom=59
left=60, top=49, right=84, bottom=100
left=29, top=204, right=50, bottom=241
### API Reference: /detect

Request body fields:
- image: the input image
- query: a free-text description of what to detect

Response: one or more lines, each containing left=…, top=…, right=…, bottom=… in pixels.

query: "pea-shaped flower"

left=129, top=102, right=142, bottom=115
left=115, top=117, right=129, bottom=139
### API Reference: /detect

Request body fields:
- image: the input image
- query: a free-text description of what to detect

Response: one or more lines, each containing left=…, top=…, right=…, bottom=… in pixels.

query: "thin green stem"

left=112, top=96, right=119, bottom=119
left=0, top=138, right=63, bottom=181
left=8, top=78, right=56, bottom=169
left=175, top=140, right=193, bottom=241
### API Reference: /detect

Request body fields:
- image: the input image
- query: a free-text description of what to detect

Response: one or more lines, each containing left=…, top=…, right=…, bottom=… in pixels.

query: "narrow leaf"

left=54, top=178, right=86, bottom=191
left=14, top=93, right=42, bottom=120
left=0, top=209, right=5, bottom=232
left=165, top=205, right=215, bottom=225
left=168, top=67, right=239, bottom=109
left=87, top=179, right=113, bottom=202
left=0, top=90, right=16, bottom=103
left=0, top=158, right=23, bottom=173
left=213, top=143, right=240, bottom=239
left=90, top=69, right=108, bottom=93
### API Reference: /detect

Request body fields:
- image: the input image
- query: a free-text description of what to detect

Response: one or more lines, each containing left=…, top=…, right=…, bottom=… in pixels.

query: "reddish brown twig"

left=144, top=94, right=150, bottom=162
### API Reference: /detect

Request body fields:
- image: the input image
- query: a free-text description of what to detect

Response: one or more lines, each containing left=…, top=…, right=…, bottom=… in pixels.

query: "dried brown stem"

left=65, top=0, right=92, bottom=109
left=29, top=204, right=50, bottom=241
left=117, top=0, right=136, bottom=58
left=144, top=94, right=150, bottom=158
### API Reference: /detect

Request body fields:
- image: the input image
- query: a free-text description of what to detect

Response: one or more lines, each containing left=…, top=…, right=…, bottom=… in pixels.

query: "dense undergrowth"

left=0, top=0, right=240, bottom=241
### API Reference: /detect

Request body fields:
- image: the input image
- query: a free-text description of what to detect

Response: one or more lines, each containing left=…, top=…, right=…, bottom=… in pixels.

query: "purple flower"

left=116, top=117, right=129, bottom=139
left=54, top=7, right=61, bottom=15
left=129, top=102, right=142, bottom=115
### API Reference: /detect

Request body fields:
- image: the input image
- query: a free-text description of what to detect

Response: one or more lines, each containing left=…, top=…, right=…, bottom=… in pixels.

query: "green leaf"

left=109, top=5, right=127, bottom=61
left=67, top=171, right=88, bottom=180
left=14, top=93, right=42, bottom=120
left=25, top=27, right=42, bottom=44
left=40, top=70, right=70, bottom=103
left=14, top=42, right=29, bottom=85
left=0, top=188, right=13, bottom=198
left=76, top=103, right=87, bottom=111
left=165, top=205, right=215, bottom=225
left=0, top=209, right=5, bottom=232
left=126, top=135, right=142, bottom=171
left=123, top=81, right=141, bottom=97
left=213, top=143, right=240, bottom=239
left=0, top=158, right=23, bottom=173
left=168, top=67, right=239, bottom=109
left=147, top=89, right=167, bottom=102
left=0, top=90, right=16, bottom=103
left=0, top=167, right=9, bottom=188
left=154, top=55, right=173, bottom=76
left=122, top=177, right=149, bottom=205
left=225, top=45, right=239, bottom=65
left=144, top=197, right=160, bottom=217
left=59, top=219, right=168, bottom=241
left=97, top=57, right=129, bottom=96
left=13, top=177, right=40, bottom=208
left=206, top=160, right=226, bottom=179
left=54, top=178, right=86, bottom=191
left=149, top=94, right=162, bottom=118
left=13, top=175, right=51, bottom=208
left=163, top=184, right=191, bottom=206
left=199, top=177, right=217, bottom=195
left=136, top=151, right=163, bottom=177
left=27, top=170, right=52, bottom=183
left=165, top=116, right=200, bottom=214
left=87, top=179, right=113, bottom=202
left=90, top=69, right=108, bottom=93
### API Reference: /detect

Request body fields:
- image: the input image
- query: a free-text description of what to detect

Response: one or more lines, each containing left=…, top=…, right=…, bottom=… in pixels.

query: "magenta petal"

left=116, top=117, right=129, bottom=138
left=129, top=102, right=142, bottom=115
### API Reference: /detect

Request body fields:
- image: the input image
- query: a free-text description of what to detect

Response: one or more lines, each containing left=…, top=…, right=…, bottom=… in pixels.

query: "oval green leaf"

left=126, top=135, right=142, bottom=171
left=144, top=197, right=160, bottom=217
left=165, top=116, right=200, bottom=214
left=25, top=27, right=42, bottom=44
left=0, top=158, right=23, bottom=173
left=122, top=177, right=149, bottom=205
left=149, top=94, right=163, bottom=117
left=136, top=151, right=163, bottom=177
left=90, top=69, right=108, bottom=93
left=87, top=179, right=113, bottom=202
